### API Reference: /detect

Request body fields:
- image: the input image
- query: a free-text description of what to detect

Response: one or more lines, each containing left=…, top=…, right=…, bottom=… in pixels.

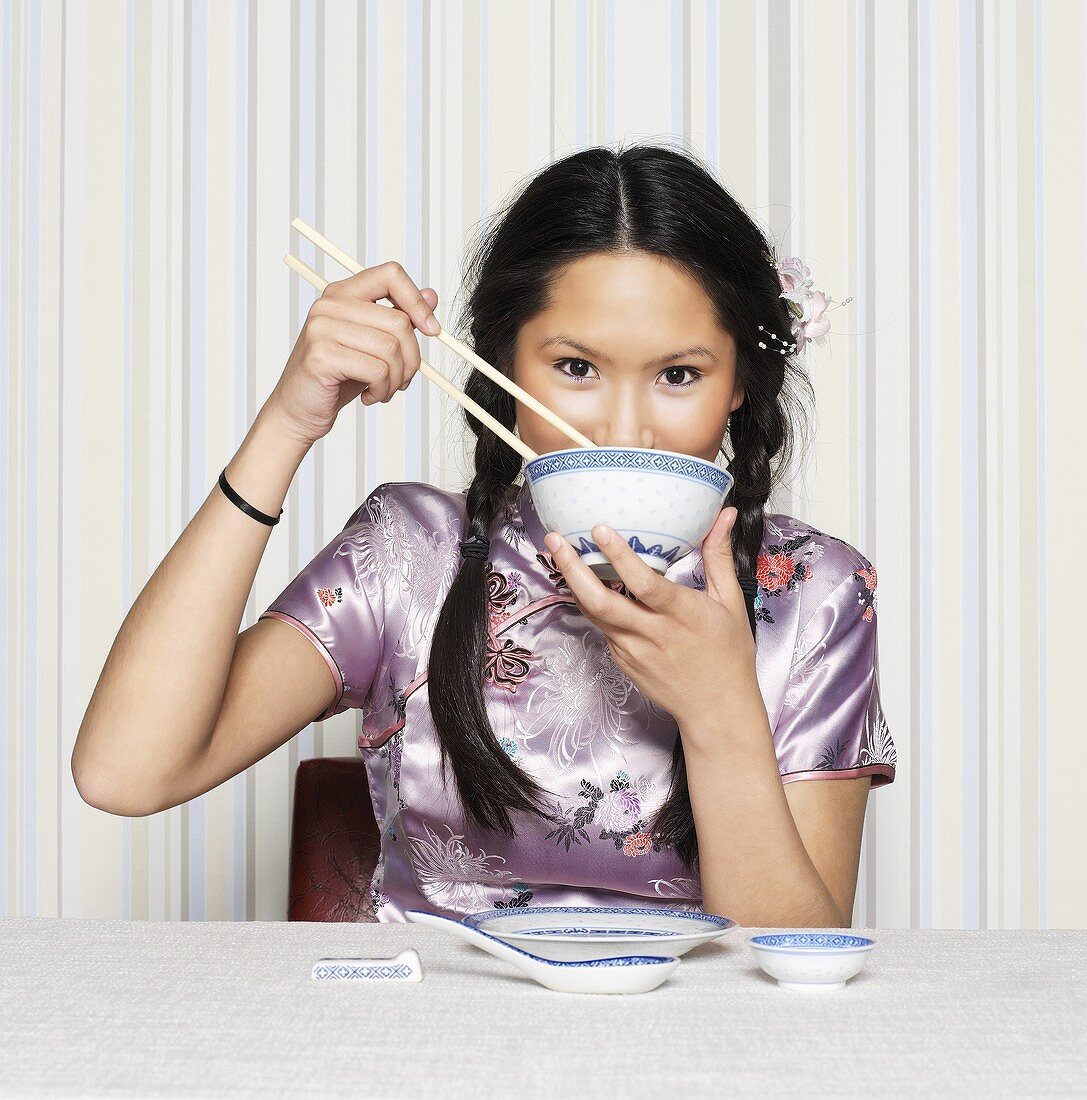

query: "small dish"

left=462, top=905, right=736, bottom=962
left=523, top=446, right=734, bottom=579
left=748, top=932, right=875, bottom=990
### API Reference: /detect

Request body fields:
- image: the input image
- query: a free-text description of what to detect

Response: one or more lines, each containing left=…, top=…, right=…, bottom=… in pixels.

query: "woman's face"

left=513, top=251, right=744, bottom=461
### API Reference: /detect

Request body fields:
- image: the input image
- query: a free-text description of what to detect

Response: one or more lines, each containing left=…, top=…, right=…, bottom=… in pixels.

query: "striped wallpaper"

left=2, top=0, right=1083, bottom=928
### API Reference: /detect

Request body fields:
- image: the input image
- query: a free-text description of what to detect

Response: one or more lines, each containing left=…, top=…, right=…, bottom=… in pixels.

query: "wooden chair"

left=287, top=757, right=381, bottom=922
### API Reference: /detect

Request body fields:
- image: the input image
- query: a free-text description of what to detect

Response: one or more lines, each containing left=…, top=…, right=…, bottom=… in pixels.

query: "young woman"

left=73, top=143, right=895, bottom=928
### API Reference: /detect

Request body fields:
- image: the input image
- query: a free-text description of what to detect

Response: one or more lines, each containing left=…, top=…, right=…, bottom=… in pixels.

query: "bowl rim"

left=524, top=444, right=728, bottom=475
left=463, top=904, right=736, bottom=933
left=748, top=932, right=875, bottom=952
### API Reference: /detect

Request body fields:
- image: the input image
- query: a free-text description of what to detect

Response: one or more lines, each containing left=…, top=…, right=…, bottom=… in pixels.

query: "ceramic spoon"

left=404, top=909, right=680, bottom=994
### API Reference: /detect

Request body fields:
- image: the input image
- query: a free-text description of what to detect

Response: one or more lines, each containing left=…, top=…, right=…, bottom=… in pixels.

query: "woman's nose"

left=594, top=418, right=655, bottom=449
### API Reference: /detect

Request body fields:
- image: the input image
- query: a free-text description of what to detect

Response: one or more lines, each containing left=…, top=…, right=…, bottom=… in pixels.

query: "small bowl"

left=748, top=932, right=875, bottom=991
left=524, top=446, right=734, bottom=580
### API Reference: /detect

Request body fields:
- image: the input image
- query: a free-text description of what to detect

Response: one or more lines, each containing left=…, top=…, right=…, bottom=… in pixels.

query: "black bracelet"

left=218, top=469, right=283, bottom=526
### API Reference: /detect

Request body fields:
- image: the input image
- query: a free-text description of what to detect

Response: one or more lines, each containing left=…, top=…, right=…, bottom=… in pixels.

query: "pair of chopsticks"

left=283, top=218, right=595, bottom=462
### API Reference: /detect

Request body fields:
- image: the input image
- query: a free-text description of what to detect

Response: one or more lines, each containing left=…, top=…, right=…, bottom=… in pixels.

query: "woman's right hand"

left=265, top=260, right=442, bottom=448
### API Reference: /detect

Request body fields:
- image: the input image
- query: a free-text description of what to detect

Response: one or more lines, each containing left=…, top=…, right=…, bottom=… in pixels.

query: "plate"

left=462, top=905, right=736, bottom=962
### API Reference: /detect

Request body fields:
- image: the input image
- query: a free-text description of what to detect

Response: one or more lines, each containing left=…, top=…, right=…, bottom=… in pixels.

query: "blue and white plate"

left=462, top=905, right=736, bottom=962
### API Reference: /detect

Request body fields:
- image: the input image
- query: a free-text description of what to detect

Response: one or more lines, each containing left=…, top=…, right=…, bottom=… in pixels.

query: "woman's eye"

left=554, top=358, right=597, bottom=384
left=660, top=366, right=702, bottom=388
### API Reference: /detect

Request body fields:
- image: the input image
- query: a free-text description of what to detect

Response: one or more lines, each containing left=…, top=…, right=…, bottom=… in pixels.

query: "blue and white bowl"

left=463, top=905, right=736, bottom=962
left=748, top=932, right=876, bottom=991
left=524, top=446, right=734, bottom=580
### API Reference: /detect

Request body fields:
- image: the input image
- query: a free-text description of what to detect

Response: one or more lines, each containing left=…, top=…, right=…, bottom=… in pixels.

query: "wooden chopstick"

left=284, top=252, right=538, bottom=462
left=290, top=217, right=596, bottom=451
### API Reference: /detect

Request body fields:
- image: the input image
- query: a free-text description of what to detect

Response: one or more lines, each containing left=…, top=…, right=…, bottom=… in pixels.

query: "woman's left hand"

left=543, top=506, right=758, bottom=731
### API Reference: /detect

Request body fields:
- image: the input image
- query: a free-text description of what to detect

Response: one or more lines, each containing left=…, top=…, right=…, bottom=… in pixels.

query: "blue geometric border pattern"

left=576, top=534, right=683, bottom=564
left=750, top=933, right=874, bottom=949
left=516, top=927, right=679, bottom=937
left=313, top=962, right=416, bottom=980
left=567, top=955, right=677, bottom=968
left=464, top=905, right=735, bottom=930
left=525, top=449, right=732, bottom=493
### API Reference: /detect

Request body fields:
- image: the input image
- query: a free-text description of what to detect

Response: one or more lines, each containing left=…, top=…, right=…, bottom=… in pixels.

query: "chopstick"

left=289, top=217, right=597, bottom=452
left=284, top=252, right=538, bottom=462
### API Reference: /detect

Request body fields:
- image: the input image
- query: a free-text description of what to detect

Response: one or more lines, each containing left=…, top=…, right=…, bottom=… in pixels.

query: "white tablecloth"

left=0, top=919, right=1083, bottom=1097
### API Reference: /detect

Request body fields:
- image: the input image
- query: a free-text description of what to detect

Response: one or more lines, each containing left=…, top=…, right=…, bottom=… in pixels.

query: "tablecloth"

left=0, top=919, right=1083, bottom=1097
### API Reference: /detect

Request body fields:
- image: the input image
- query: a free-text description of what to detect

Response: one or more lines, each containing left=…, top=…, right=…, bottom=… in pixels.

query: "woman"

left=73, top=142, right=895, bottom=928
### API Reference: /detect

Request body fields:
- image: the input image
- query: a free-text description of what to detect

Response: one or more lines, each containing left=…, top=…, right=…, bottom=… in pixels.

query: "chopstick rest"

left=311, top=948, right=423, bottom=982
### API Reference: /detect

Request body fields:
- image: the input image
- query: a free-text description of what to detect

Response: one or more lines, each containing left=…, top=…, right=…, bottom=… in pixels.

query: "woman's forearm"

left=680, top=689, right=845, bottom=928
left=72, top=401, right=311, bottom=806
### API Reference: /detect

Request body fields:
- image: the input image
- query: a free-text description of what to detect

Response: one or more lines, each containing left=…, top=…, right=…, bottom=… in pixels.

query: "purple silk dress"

left=259, top=479, right=896, bottom=921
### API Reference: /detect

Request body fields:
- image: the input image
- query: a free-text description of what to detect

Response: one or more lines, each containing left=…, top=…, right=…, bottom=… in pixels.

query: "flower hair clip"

left=759, top=253, right=853, bottom=356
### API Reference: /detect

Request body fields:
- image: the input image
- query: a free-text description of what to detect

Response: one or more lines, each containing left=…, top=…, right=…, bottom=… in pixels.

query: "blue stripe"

left=671, top=0, right=683, bottom=137
left=234, top=0, right=249, bottom=921
left=918, top=0, right=934, bottom=928
left=189, top=0, right=208, bottom=920
left=406, top=0, right=422, bottom=483
left=576, top=0, right=587, bottom=147
left=855, top=0, right=868, bottom=559
left=298, top=0, right=317, bottom=763
left=122, top=0, right=134, bottom=920
left=705, top=0, right=717, bottom=158
left=365, top=0, right=381, bottom=486
left=64, top=0, right=87, bottom=917
left=855, top=0, right=870, bottom=929
left=1033, top=0, right=1047, bottom=928
left=482, top=0, right=489, bottom=194
left=0, top=0, right=13, bottom=916
left=606, top=0, right=615, bottom=142
left=25, top=0, right=43, bottom=916
left=959, top=0, right=980, bottom=929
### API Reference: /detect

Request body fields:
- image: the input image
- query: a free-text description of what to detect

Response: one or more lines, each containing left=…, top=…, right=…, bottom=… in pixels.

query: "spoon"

left=404, top=909, right=680, bottom=994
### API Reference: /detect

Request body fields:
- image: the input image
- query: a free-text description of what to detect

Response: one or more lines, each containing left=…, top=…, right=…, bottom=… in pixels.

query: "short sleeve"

left=257, top=485, right=389, bottom=722
left=772, top=558, right=896, bottom=787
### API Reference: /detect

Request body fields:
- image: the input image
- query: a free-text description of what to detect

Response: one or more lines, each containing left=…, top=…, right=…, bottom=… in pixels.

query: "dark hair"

left=427, top=140, right=814, bottom=870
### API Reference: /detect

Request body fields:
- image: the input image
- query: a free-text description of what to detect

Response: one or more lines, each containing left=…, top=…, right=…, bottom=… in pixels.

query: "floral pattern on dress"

left=648, top=876, right=703, bottom=910
left=810, top=709, right=897, bottom=775
left=852, top=563, right=878, bottom=621
left=544, top=771, right=666, bottom=856
left=485, top=635, right=536, bottom=693
left=484, top=562, right=535, bottom=693
left=859, top=710, right=897, bottom=770
left=368, top=882, right=391, bottom=915
left=500, top=508, right=529, bottom=550
left=493, top=879, right=535, bottom=909
left=407, top=821, right=514, bottom=911
left=536, top=550, right=569, bottom=590
left=754, top=532, right=817, bottom=625
left=316, top=585, right=343, bottom=607
left=379, top=730, right=404, bottom=810
left=518, top=632, right=645, bottom=772
left=332, top=486, right=461, bottom=660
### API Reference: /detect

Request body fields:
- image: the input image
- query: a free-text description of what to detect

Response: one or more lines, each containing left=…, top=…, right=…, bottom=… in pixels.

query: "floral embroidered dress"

left=259, top=479, right=896, bottom=920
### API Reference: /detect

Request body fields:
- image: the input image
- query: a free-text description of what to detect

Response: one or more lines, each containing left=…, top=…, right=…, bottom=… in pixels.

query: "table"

left=1, top=920, right=1083, bottom=1097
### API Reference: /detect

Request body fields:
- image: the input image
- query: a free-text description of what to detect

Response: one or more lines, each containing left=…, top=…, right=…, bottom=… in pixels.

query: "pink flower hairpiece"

left=760, top=253, right=852, bottom=356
